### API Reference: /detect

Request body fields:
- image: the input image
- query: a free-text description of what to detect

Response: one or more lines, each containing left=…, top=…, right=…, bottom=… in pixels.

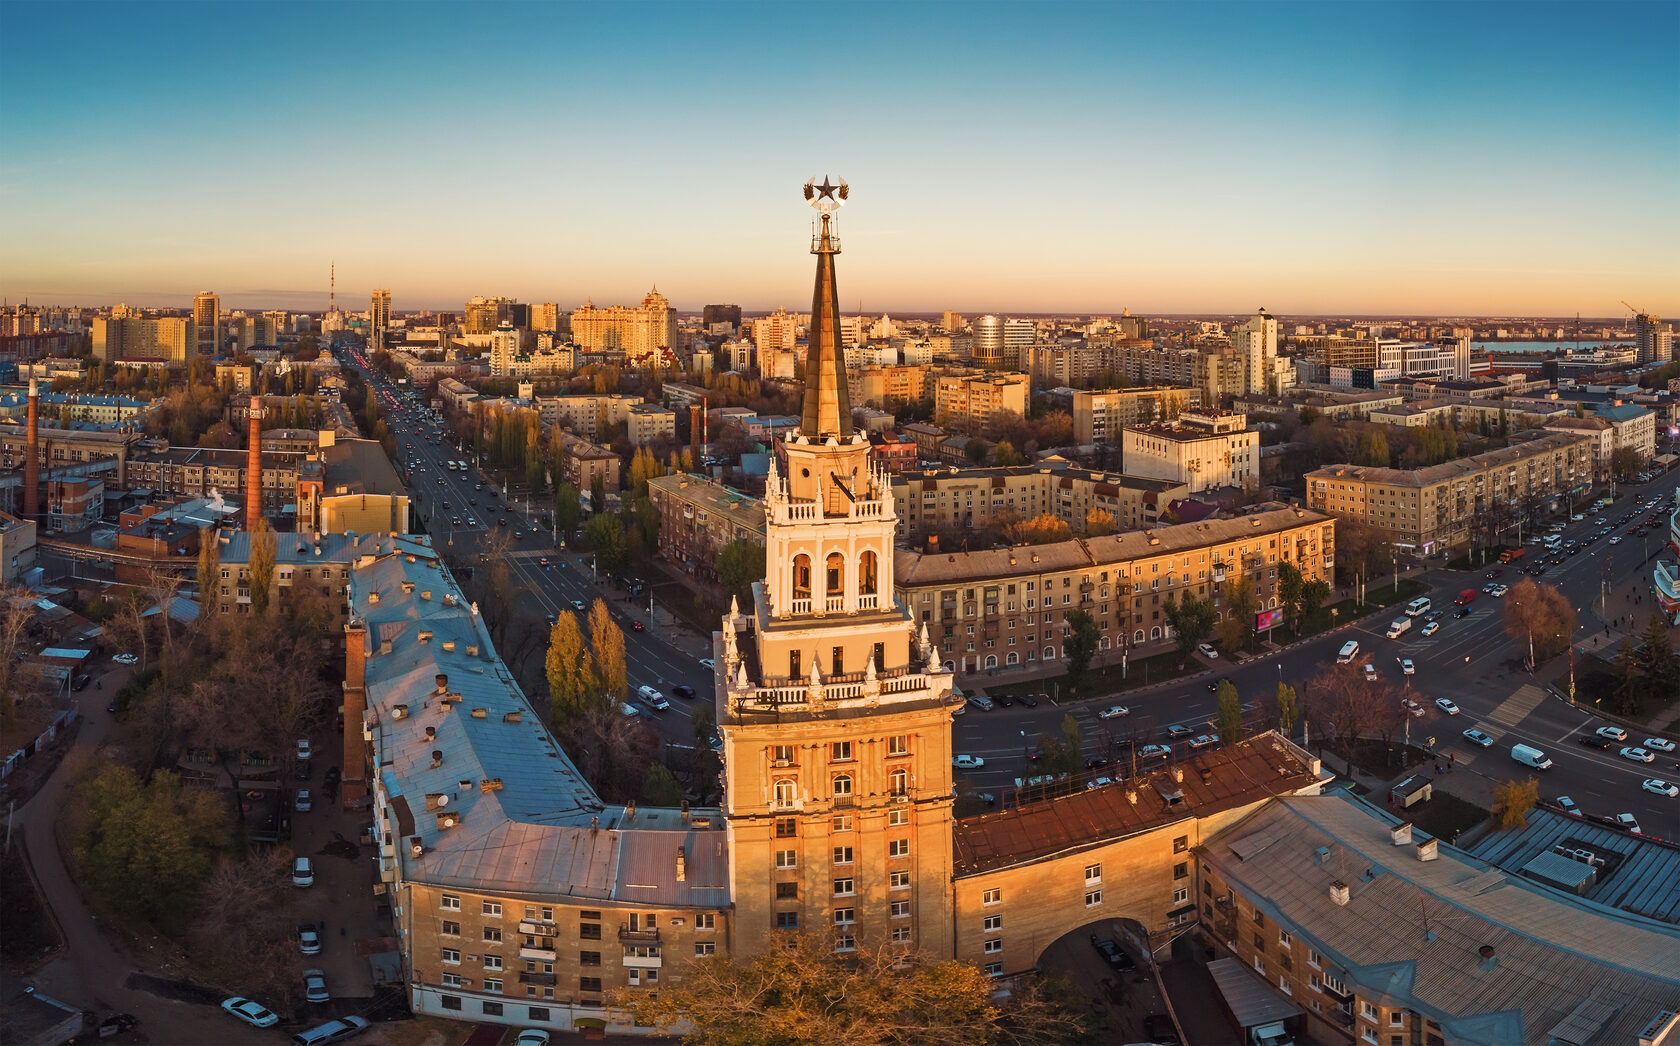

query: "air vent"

left=421, top=590, right=432, bottom=600
left=466, top=644, right=479, bottom=657
left=368, top=591, right=380, bottom=604
left=402, top=581, right=415, bottom=594
left=392, top=705, right=409, bottom=720
left=409, top=835, right=424, bottom=858
left=1391, top=823, right=1413, bottom=846
left=1329, top=881, right=1349, bottom=906
left=470, top=707, right=487, bottom=719
left=441, top=641, right=456, bottom=653
left=480, top=778, right=503, bottom=793
left=502, top=711, right=521, bottom=724
left=418, top=630, right=433, bottom=643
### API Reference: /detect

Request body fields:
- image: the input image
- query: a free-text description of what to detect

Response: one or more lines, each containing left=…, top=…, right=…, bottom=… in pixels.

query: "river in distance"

left=1477, top=339, right=1633, bottom=355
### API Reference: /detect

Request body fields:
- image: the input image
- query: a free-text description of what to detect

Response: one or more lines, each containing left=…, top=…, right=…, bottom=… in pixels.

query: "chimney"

left=927, top=533, right=938, bottom=553
left=435, top=674, right=449, bottom=694
left=1329, top=881, right=1350, bottom=906
left=1390, top=822, right=1413, bottom=846
left=23, top=379, right=38, bottom=519
left=675, top=847, right=687, bottom=883
left=1416, top=838, right=1439, bottom=862
left=1478, top=944, right=1498, bottom=970
left=245, top=395, right=264, bottom=525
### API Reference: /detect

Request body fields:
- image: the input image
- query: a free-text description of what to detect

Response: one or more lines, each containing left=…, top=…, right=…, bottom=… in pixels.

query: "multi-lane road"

left=348, top=350, right=1678, bottom=835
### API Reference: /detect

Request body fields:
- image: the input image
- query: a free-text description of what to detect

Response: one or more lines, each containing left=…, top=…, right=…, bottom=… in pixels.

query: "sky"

left=2, top=1, right=1676, bottom=318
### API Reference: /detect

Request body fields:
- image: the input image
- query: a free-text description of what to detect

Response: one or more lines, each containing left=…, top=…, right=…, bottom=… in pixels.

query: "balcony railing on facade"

left=744, top=670, right=940, bottom=708
left=617, top=925, right=660, bottom=944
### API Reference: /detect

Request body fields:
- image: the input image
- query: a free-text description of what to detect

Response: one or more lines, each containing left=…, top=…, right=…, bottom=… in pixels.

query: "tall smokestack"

left=23, top=379, right=39, bottom=519
left=246, top=395, right=264, bottom=525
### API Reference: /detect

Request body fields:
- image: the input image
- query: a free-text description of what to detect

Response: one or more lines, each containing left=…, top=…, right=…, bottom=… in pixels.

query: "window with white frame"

left=1253, top=955, right=1266, bottom=974
left=833, top=846, right=854, bottom=865
left=442, top=949, right=461, bottom=965
left=1279, top=930, right=1292, bottom=949
left=482, top=901, right=502, bottom=917
left=834, top=908, right=855, bottom=926
left=694, top=942, right=716, bottom=956
left=983, top=915, right=1001, bottom=932
left=984, top=939, right=1002, bottom=954
left=483, top=955, right=503, bottom=970
left=887, top=809, right=908, bottom=827
left=887, top=735, right=908, bottom=756
left=484, top=978, right=503, bottom=994
left=888, top=839, right=909, bottom=859
left=1361, top=1002, right=1378, bottom=1021
left=441, top=894, right=461, bottom=911
left=889, top=768, right=908, bottom=795
left=835, top=935, right=855, bottom=952
left=1084, top=863, right=1102, bottom=885
left=890, top=871, right=910, bottom=889
left=984, top=962, right=1003, bottom=976
left=832, top=774, right=853, bottom=797
left=890, top=900, right=910, bottom=918
left=834, top=878, right=855, bottom=897
left=891, top=927, right=911, bottom=943
left=832, top=814, right=853, bottom=832
left=695, top=913, right=715, bottom=930
left=1085, top=890, right=1103, bottom=908
left=983, top=888, right=1001, bottom=905
left=442, top=973, right=463, bottom=988
left=775, top=850, right=796, bottom=869
left=1173, top=887, right=1189, bottom=905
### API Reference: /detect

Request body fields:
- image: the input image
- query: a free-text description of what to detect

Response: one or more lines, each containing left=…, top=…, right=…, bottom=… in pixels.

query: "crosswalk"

left=1483, top=684, right=1548, bottom=733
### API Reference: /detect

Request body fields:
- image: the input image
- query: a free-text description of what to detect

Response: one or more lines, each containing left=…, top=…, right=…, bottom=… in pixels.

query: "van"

left=1511, top=743, right=1553, bottom=770
left=293, top=856, right=314, bottom=888
left=1405, top=597, right=1432, bottom=617
left=1386, top=618, right=1412, bottom=640
left=291, top=1016, right=371, bottom=1046
left=965, top=693, right=994, bottom=712
left=1336, top=640, right=1359, bottom=664
left=637, top=684, right=669, bottom=711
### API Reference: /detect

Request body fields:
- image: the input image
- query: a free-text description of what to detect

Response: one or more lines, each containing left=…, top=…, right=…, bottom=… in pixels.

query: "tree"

left=1501, top=578, right=1575, bottom=666
left=554, top=481, right=582, bottom=536
left=642, top=763, right=685, bottom=806
left=585, top=513, right=629, bottom=576
left=1062, top=609, right=1099, bottom=692
left=1299, top=578, right=1332, bottom=630
left=1276, top=561, right=1304, bottom=631
left=1611, top=638, right=1645, bottom=716
left=590, top=474, right=606, bottom=513
left=716, top=540, right=767, bottom=605
left=1034, top=714, right=1085, bottom=779
left=1276, top=681, right=1300, bottom=737
left=1355, top=428, right=1391, bottom=468
left=618, top=930, right=1090, bottom=1046
left=588, top=598, right=628, bottom=700
left=1162, top=590, right=1218, bottom=666
left=1491, top=778, right=1539, bottom=831
left=1301, top=663, right=1386, bottom=777
left=992, top=440, right=1025, bottom=467
left=545, top=613, right=595, bottom=724
left=1003, top=514, right=1072, bottom=547
left=196, top=529, right=221, bottom=622
left=1610, top=445, right=1643, bottom=482
left=247, top=519, right=277, bottom=616
left=1638, top=612, right=1680, bottom=701
left=1335, top=519, right=1392, bottom=590
left=1215, top=678, right=1244, bottom=743
left=189, top=850, right=302, bottom=1007
left=1083, top=508, right=1117, bottom=537
left=1217, top=576, right=1259, bottom=653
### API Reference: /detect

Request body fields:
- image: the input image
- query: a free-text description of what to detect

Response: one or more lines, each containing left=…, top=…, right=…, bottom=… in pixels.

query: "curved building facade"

left=971, top=314, right=1005, bottom=369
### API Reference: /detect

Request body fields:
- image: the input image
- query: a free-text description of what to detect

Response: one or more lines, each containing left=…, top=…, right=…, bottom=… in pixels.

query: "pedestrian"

left=1449, top=752, right=1455, bottom=768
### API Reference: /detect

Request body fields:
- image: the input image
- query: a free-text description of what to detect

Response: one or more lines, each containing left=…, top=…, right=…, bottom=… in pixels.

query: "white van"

left=1405, top=597, right=1431, bottom=617
left=1337, top=640, right=1360, bottom=664
left=1386, top=618, right=1412, bottom=639
left=1511, top=743, right=1553, bottom=770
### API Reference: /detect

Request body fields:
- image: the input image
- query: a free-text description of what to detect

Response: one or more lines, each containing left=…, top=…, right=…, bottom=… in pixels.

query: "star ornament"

left=803, top=176, right=849, bottom=209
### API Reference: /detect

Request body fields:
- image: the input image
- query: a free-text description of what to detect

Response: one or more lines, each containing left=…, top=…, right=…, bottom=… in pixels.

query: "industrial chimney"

left=245, top=395, right=264, bottom=525
left=23, top=379, right=39, bottom=519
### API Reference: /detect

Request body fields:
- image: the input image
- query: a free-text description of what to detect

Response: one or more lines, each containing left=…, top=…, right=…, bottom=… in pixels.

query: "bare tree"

left=1502, top=578, right=1576, bottom=667
left=1302, top=663, right=1389, bottom=777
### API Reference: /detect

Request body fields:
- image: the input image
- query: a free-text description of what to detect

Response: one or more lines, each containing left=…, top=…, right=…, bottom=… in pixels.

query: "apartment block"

left=536, top=393, right=642, bottom=440
left=890, top=463, right=1187, bottom=537
left=1121, top=412, right=1260, bottom=493
left=934, top=372, right=1028, bottom=429
left=626, top=403, right=677, bottom=446
left=646, top=475, right=766, bottom=579
left=1071, top=386, right=1202, bottom=445
left=91, top=316, right=196, bottom=363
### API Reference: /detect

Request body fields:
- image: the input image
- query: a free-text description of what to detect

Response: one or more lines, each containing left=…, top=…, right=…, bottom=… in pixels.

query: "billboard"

left=1255, top=608, right=1284, bottom=631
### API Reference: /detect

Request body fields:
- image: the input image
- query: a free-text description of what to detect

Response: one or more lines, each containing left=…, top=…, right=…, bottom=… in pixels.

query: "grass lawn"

left=1270, top=579, right=1430, bottom=644
left=983, top=649, right=1205, bottom=702
left=1403, top=789, right=1490, bottom=844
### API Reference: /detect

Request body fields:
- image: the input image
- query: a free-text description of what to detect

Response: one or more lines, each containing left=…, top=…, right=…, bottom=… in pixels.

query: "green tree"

left=1276, top=561, right=1304, bottom=631
left=1062, top=609, right=1100, bottom=692
left=992, top=440, right=1025, bottom=467
left=1034, top=714, right=1085, bottom=779
left=641, top=763, right=685, bottom=806
left=716, top=540, right=767, bottom=605
left=1638, top=613, right=1680, bottom=702
left=1276, top=681, right=1300, bottom=736
left=590, top=474, right=606, bottom=513
left=1355, top=428, right=1391, bottom=468
left=964, top=439, right=988, bottom=464
left=247, top=519, right=276, bottom=616
left=1215, top=678, right=1245, bottom=744
left=1162, top=590, right=1218, bottom=666
left=1611, top=638, right=1645, bottom=716
left=585, top=513, right=629, bottom=576
left=1218, top=576, right=1259, bottom=653
left=1299, top=578, right=1332, bottom=630
left=554, top=481, right=581, bottom=536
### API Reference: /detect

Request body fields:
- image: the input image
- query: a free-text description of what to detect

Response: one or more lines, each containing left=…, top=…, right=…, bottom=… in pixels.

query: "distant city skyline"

left=2, top=1, right=1675, bottom=316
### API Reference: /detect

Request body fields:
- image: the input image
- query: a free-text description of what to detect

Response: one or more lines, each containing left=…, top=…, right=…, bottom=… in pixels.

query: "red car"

left=631, top=620, right=645, bottom=632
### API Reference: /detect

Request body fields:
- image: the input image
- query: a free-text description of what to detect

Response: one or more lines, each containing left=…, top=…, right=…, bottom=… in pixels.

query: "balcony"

left=518, top=945, right=558, bottom=962
left=518, top=971, right=557, bottom=987
left=517, top=921, right=558, bottom=937
left=622, top=949, right=663, bottom=970
left=618, top=925, right=661, bottom=944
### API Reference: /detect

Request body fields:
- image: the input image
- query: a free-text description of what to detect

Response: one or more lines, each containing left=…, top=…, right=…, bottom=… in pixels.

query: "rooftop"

left=321, top=437, right=406, bottom=497
left=353, top=550, right=727, bottom=904
left=952, top=732, right=1324, bottom=875
left=646, top=474, right=766, bottom=534
left=1202, top=794, right=1680, bottom=1046
left=1305, top=431, right=1590, bottom=488
left=895, top=506, right=1330, bottom=587
left=1464, top=805, right=1680, bottom=924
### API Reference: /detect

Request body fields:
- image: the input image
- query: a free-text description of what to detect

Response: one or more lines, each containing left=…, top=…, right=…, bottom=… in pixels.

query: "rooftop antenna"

left=330, top=262, right=335, bottom=315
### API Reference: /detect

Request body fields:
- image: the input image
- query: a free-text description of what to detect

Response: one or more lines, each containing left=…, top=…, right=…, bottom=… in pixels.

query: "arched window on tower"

left=859, top=550, right=878, bottom=594
left=826, top=552, right=844, bottom=596
left=793, top=554, right=811, bottom=599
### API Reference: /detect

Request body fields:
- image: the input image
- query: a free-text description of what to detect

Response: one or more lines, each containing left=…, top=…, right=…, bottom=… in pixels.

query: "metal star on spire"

left=803, top=176, right=848, bottom=214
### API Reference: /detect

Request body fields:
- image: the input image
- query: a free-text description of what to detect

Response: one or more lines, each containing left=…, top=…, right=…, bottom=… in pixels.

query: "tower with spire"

left=715, top=179, right=958, bottom=957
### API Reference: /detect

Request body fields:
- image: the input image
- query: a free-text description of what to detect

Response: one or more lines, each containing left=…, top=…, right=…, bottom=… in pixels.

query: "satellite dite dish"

left=437, top=794, right=449, bottom=807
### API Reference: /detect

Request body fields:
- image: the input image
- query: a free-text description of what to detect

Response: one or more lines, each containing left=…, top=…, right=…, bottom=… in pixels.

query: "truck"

left=1386, top=617, right=1412, bottom=639
left=1498, top=547, right=1527, bottom=564
left=1511, top=743, right=1553, bottom=770
left=1207, top=957, right=1300, bottom=1046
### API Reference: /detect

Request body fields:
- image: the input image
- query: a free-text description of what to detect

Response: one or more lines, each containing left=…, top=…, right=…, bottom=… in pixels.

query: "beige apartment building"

left=934, top=372, right=1028, bottom=430
left=1071, top=386, right=1202, bottom=445
left=1121, top=412, right=1260, bottom=493
left=646, top=474, right=766, bottom=579
left=1304, top=431, right=1594, bottom=555
left=855, top=364, right=934, bottom=407
left=91, top=316, right=196, bottom=363
left=625, top=403, right=677, bottom=446
left=892, top=506, right=1333, bottom=674
left=558, top=435, right=620, bottom=498
left=570, top=289, right=676, bottom=365
left=536, top=393, right=642, bottom=440
left=890, top=463, right=1188, bottom=538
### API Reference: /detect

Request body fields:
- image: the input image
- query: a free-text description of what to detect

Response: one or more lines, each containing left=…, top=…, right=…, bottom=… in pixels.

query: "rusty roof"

left=952, top=732, right=1321, bottom=876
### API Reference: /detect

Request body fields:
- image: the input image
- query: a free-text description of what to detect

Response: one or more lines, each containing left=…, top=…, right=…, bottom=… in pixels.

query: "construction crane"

left=1620, top=300, right=1644, bottom=333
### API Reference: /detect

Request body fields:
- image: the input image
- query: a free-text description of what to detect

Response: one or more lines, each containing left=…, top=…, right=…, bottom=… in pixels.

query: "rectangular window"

left=1253, top=955, right=1266, bottom=974
left=1390, top=1013, right=1404, bottom=1027
left=441, top=921, right=460, bottom=936
left=890, top=900, right=910, bottom=918
left=484, top=955, right=503, bottom=970
left=529, top=1007, right=550, bottom=1022
left=579, top=951, right=600, bottom=967
left=833, top=878, right=855, bottom=897
left=887, top=809, right=909, bottom=827
left=1173, top=887, right=1188, bottom=905
left=1085, top=890, right=1103, bottom=908
left=887, top=735, right=908, bottom=756
left=1279, top=930, right=1292, bottom=949
left=483, top=980, right=503, bottom=995
left=890, top=871, right=910, bottom=890
left=579, top=977, right=602, bottom=993
left=695, top=913, right=715, bottom=930
left=833, top=846, right=854, bottom=865
left=983, top=888, right=1001, bottom=905
left=1173, top=862, right=1188, bottom=880
left=891, top=927, right=911, bottom=943
left=483, top=901, right=502, bottom=917
left=483, top=927, right=502, bottom=943
left=775, top=912, right=799, bottom=929
left=832, top=814, right=853, bottom=832
left=1084, top=863, right=1102, bottom=885
left=1308, top=948, right=1323, bottom=969
left=984, top=939, right=1003, bottom=954
left=984, top=962, right=1003, bottom=976
left=831, top=741, right=853, bottom=762
left=776, top=882, right=798, bottom=899
left=772, top=744, right=796, bottom=763
left=834, top=908, right=855, bottom=926
left=835, top=935, right=856, bottom=952
left=776, top=850, right=796, bottom=869
left=442, top=973, right=462, bottom=988
left=441, top=894, right=461, bottom=911
left=776, top=817, right=797, bottom=838
left=1361, top=1002, right=1379, bottom=1021
left=888, top=839, right=909, bottom=859
left=441, top=949, right=461, bottom=965
left=1173, top=835, right=1188, bottom=853
left=983, top=915, right=1001, bottom=932
left=695, top=942, right=716, bottom=956
left=579, top=924, right=601, bottom=940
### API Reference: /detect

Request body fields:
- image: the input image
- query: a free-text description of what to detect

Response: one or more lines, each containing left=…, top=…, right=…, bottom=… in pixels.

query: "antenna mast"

left=330, top=262, right=336, bottom=315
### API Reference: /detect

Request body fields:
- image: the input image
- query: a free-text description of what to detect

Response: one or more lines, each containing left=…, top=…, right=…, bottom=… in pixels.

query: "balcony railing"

left=618, top=925, right=661, bottom=944
left=518, top=972, right=557, bottom=987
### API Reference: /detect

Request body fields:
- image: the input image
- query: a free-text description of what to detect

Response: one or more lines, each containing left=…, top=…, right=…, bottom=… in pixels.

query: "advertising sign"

left=1255, top=608, right=1284, bottom=631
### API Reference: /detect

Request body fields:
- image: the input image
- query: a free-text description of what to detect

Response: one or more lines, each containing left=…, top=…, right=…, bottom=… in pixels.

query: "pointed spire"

left=800, top=194, right=853, bottom=439
left=729, top=594, right=740, bottom=620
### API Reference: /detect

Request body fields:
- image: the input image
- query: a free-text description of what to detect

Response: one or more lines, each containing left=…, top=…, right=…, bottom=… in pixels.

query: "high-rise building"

left=531, top=302, right=562, bottom=333
left=193, top=292, right=219, bottom=355
left=1636, top=312, right=1673, bottom=363
left=1002, top=318, right=1035, bottom=369
left=1230, top=308, right=1279, bottom=394
left=487, top=322, right=521, bottom=376
left=464, top=295, right=517, bottom=335
left=941, top=310, right=963, bottom=332
left=703, top=304, right=742, bottom=330
left=971, top=314, right=1005, bottom=368
left=569, top=289, right=676, bottom=365
left=370, top=289, right=391, bottom=352
left=91, top=317, right=195, bottom=363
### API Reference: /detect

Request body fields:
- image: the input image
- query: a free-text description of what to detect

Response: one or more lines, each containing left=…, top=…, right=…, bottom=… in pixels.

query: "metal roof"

left=1466, top=807, right=1680, bottom=923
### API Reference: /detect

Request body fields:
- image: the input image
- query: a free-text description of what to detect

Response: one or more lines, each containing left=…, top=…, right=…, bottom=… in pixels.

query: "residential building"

left=570, top=290, right=677, bottom=366
left=91, top=316, right=196, bottom=363
left=971, top=314, right=1006, bottom=369
left=892, top=505, right=1333, bottom=674
left=193, top=292, right=219, bottom=355
left=487, top=323, right=521, bottom=377
left=1635, top=312, right=1673, bottom=364
left=464, top=296, right=517, bottom=335
left=126, top=445, right=306, bottom=520
left=208, top=530, right=424, bottom=623
left=891, top=464, right=1188, bottom=537
left=856, top=364, right=933, bottom=407
left=371, top=289, right=391, bottom=353
left=537, top=393, right=641, bottom=440
left=559, top=435, right=620, bottom=497
left=934, top=372, right=1028, bottom=430
left=0, top=509, right=38, bottom=582
left=1072, top=387, right=1202, bottom=444
left=437, top=378, right=480, bottom=411
left=1230, top=309, right=1279, bottom=394
left=941, top=310, right=963, bottom=332
left=1542, top=416, right=1616, bottom=477
left=532, top=302, right=562, bottom=334
left=646, top=474, right=765, bottom=579
left=1305, top=432, right=1595, bottom=555
left=1597, top=402, right=1657, bottom=464
left=1122, top=412, right=1259, bottom=493
left=626, top=403, right=676, bottom=446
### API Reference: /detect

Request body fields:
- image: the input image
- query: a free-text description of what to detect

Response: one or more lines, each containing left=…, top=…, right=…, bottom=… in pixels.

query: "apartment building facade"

left=1071, top=386, right=1202, bottom=445
left=1304, top=432, right=1594, bottom=555
left=646, top=474, right=766, bottom=578
left=934, top=372, right=1028, bottom=430
left=1121, top=412, right=1260, bottom=493
left=890, top=464, right=1188, bottom=538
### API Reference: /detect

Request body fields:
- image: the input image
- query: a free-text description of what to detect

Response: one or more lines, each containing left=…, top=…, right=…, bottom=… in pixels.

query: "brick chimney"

left=23, top=379, right=39, bottom=519
left=245, top=395, right=264, bottom=525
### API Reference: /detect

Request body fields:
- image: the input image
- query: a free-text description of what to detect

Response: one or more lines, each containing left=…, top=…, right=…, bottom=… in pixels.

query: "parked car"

left=1018, top=692, right=1040, bottom=708
left=293, top=856, right=314, bottom=888
left=514, top=1030, right=552, bottom=1046
left=1166, top=724, right=1193, bottom=739
left=1138, top=744, right=1171, bottom=762
left=1435, top=698, right=1460, bottom=715
left=952, top=755, right=985, bottom=769
left=296, top=738, right=312, bottom=761
left=113, top=653, right=139, bottom=665
left=1399, top=658, right=1415, bottom=676
left=1578, top=735, right=1614, bottom=749
left=1644, top=738, right=1676, bottom=753
left=222, top=997, right=280, bottom=1029
left=1363, top=664, right=1378, bottom=682
left=1098, top=705, right=1131, bottom=720
left=294, top=790, right=313, bottom=812
left=295, top=1016, right=372, bottom=1045
left=1089, top=934, right=1135, bottom=970
left=1187, top=734, right=1220, bottom=750
left=298, top=924, right=322, bottom=955
left=1462, top=729, right=1494, bottom=748
left=1614, top=813, right=1642, bottom=834
left=1555, top=796, right=1581, bottom=816
left=302, top=969, right=329, bottom=1004
left=1196, top=643, right=1219, bottom=659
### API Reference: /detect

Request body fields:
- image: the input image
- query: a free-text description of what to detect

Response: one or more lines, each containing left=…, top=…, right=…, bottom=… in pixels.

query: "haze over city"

left=2, top=0, right=1676, bottom=316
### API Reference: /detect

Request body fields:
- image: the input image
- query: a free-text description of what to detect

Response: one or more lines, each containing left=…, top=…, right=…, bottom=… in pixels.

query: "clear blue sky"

left=2, top=1, right=1676, bottom=317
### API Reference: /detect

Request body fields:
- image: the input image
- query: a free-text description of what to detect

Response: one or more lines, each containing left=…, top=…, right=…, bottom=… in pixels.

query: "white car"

left=1463, top=729, right=1494, bottom=748
left=303, top=968, right=329, bottom=1004
left=298, top=925, right=322, bottom=955
left=571, top=599, right=586, bottom=612
left=1421, top=621, right=1440, bottom=637
left=1609, top=536, right=1623, bottom=544
left=1620, top=746, right=1655, bottom=764
left=1555, top=795, right=1581, bottom=816
left=1435, top=698, right=1460, bottom=716
left=1402, top=699, right=1425, bottom=718
left=1489, top=584, right=1509, bottom=597
left=1197, top=643, right=1218, bottom=659
left=1641, top=779, right=1679, bottom=798
left=952, top=755, right=985, bottom=770
left=112, top=653, right=139, bottom=665
left=1596, top=726, right=1629, bottom=742
left=1644, top=738, right=1676, bottom=753
left=1097, top=705, right=1130, bottom=720
left=296, top=738, right=311, bottom=761
left=516, top=1031, right=553, bottom=1046
left=222, top=997, right=280, bottom=1028
left=1615, top=813, right=1642, bottom=833
left=1399, top=658, right=1415, bottom=676
left=1363, top=664, right=1378, bottom=682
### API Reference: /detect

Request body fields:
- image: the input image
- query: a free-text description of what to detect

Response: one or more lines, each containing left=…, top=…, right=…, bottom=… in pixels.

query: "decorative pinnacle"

left=802, top=175, right=848, bottom=216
